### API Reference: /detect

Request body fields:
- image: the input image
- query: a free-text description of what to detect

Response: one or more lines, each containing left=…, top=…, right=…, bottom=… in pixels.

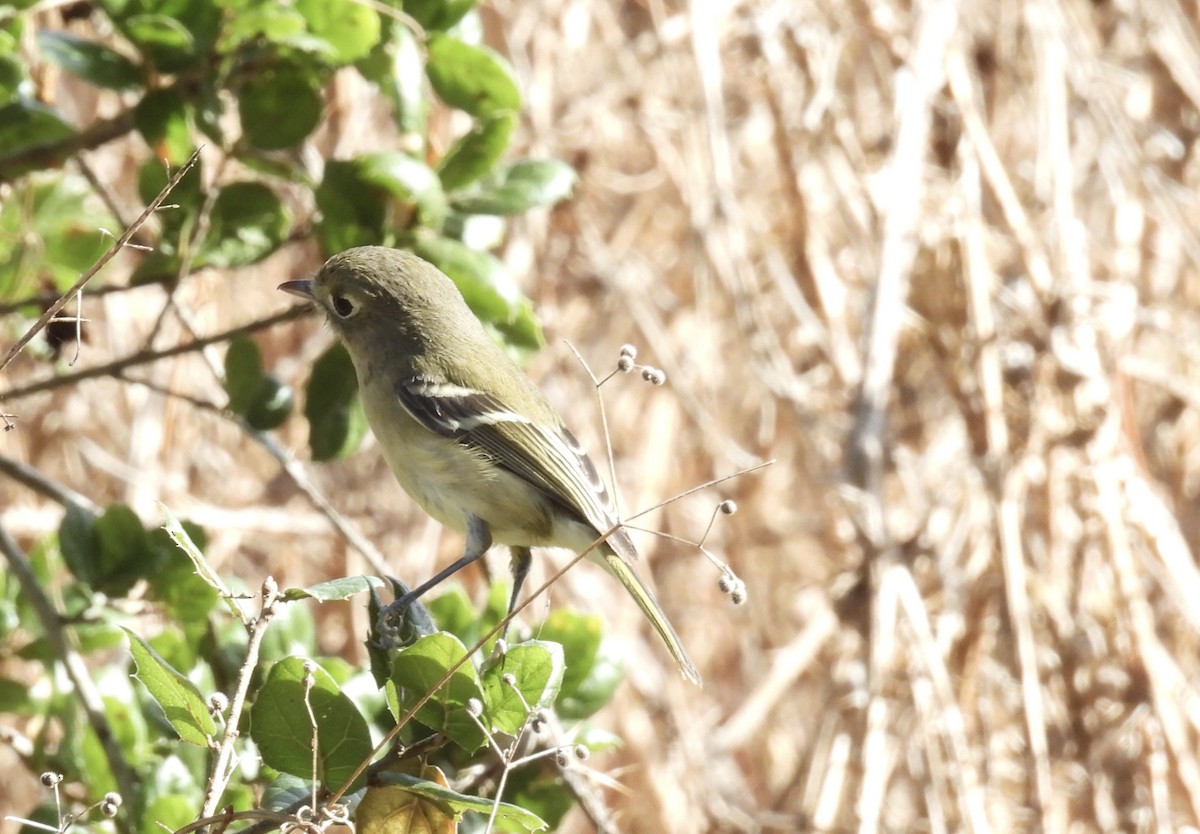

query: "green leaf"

left=435, top=111, right=516, bottom=192
left=0, top=174, right=116, bottom=300
left=124, top=14, right=197, bottom=72
left=492, top=297, right=544, bottom=355
left=251, top=657, right=374, bottom=792
left=224, top=336, right=265, bottom=414
left=125, top=628, right=217, bottom=746
left=135, top=87, right=194, bottom=166
left=454, top=159, right=577, bottom=215
left=403, top=0, right=480, bottom=32
left=375, top=771, right=546, bottom=831
left=315, top=159, right=386, bottom=253
left=390, top=632, right=486, bottom=751
left=358, top=152, right=447, bottom=230
left=36, top=31, right=141, bottom=90
left=503, top=757, right=581, bottom=830
left=200, top=181, right=289, bottom=267
left=0, top=101, right=74, bottom=162
left=246, top=374, right=295, bottom=430
left=0, top=55, right=24, bottom=105
left=282, top=576, right=384, bottom=602
left=481, top=641, right=563, bottom=735
left=295, top=0, right=381, bottom=64
left=140, top=794, right=195, bottom=834
left=388, top=24, right=427, bottom=136
left=0, top=676, right=35, bottom=714
left=536, top=609, right=602, bottom=702
left=58, top=503, right=98, bottom=585
left=425, top=34, right=520, bottom=118
left=95, top=503, right=157, bottom=595
left=220, top=337, right=295, bottom=429
left=145, top=525, right=220, bottom=624
left=410, top=235, right=520, bottom=325
left=219, top=5, right=307, bottom=54
left=304, top=343, right=368, bottom=460
left=238, top=62, right=322, bottom=150
left=556, top=634, right=624, bottom=720
left=426, top=587, right=479, bottom=647
left=262, top=773, right=313, bottom=811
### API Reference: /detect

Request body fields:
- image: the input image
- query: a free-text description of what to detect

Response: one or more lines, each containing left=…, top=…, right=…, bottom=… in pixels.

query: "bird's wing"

left=396, top=375, right=637, bottom=561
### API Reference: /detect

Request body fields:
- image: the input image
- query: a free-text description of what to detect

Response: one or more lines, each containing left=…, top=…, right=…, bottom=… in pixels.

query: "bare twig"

left=199, top=578, right=282, bottom=821
left=0, top=147, right=202, bottom=379
left=0, top=304, right=308, bottom=402
left=0, top=453, right=99, bottom=514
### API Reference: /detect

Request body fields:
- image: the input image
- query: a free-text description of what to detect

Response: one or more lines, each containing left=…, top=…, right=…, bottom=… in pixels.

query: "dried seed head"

left=41, top=772, right=62, bottom=787
left=530, top=709, right=550, bottom=733
left=719, top=500, right=738, bottom=515
left=718, top=573, right=732, bottom=593
left=466, top=698, right=484, bottom=717
left=209, top=692, right=229, bottom=714
left=101, top=793, right=123, bottom=817
left=502, top=673, right=517, bottom=688
left=574, top=744, right=590, bottom=761
left=619, top=344, right=638, bottom=361
left=555, top=747, right=571, bottom=768
left=617, top=355, right=635, bottom=373
left=641, top=367, right=666, bottom=385
left=730, top=578, right=747, bottom=605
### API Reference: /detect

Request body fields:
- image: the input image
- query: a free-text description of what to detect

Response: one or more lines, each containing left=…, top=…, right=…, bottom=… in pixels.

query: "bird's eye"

left=331, top=294, right=357, bottom=319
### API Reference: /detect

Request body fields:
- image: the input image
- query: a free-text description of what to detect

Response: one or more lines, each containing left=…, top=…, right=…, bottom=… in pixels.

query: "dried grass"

left=7, top=0, right=1200, bottom=831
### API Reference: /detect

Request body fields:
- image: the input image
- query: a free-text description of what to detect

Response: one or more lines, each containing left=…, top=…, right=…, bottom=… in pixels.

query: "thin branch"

left=0, top=147, right=202, bottom=378
left=0, top=108, right=138, bottom=185
left=0, top=304, right=309, bottom=402
left=199, top=578, right=282, bottom=821
left=0, top=453, right=99, bottom=514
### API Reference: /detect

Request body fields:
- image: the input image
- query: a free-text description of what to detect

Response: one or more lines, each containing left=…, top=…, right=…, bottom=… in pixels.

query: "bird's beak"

left=278, top=279, right=315, bottom=300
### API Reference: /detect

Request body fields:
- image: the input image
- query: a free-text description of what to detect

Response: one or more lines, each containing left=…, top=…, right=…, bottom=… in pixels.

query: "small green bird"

left=280, top=246, right=699, bottom=684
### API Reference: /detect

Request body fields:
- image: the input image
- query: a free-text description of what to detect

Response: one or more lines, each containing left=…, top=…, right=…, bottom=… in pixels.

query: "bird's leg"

left=376, top=516, right=492, bottom=639
left=504, top=546, right=533, bottom=640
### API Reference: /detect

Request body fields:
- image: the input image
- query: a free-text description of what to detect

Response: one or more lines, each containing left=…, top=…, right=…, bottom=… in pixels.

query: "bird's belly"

left=363, top=389, right=554, bottom=545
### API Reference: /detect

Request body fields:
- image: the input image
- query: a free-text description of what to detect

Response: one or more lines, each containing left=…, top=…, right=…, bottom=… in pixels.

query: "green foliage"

left=125, top=629, right=218, bottom=746
left=6, top=498, right=622, bottom=829
left=224, top=336, right=295, bottom=430
left=36, top=31, right=142, bottom=90
left=303, top=342, right=367, bottom=460
left=250, top=657, right=374, bottom=793
left=0, top=0, right=608, bottom=829
left=0, top=174, right=116, bottom=299
left=1, top=0, right=573, bottom=360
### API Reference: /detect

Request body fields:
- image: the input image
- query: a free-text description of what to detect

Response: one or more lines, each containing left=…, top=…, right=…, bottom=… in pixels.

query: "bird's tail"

left=597, top=548, right=701, bottom=685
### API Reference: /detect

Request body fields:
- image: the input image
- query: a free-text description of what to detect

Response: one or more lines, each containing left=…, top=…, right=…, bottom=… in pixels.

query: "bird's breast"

left=359, top=378, right=557, bottom=545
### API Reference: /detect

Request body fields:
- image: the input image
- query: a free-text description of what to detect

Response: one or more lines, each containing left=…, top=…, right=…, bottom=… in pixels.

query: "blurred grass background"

left=7, top=0, right=1200, bottom=831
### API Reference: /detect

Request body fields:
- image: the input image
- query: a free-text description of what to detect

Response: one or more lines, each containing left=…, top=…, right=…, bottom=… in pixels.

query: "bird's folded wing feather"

left=397, top=375, right=636, bottom=561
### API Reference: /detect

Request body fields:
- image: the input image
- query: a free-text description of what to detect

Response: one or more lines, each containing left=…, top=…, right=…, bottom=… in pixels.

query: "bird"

left=279, top=245, right=700, bottom=684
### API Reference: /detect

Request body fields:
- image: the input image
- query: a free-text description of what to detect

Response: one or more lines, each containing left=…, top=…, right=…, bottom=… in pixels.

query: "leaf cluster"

left=3, top=511, right=626, bottom=833
left=1, top=0, right=575, bottom=453
left=0, top=0, right=619, bottom=831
